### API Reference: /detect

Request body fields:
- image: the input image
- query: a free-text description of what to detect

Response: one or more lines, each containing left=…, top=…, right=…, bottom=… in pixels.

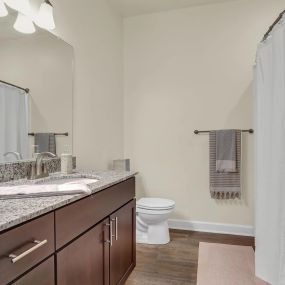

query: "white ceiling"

left=110, top=0, right=237, bottom=17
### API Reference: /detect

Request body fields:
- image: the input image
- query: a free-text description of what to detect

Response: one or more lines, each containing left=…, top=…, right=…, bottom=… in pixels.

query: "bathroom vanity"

left=0, top=171, right=136, bottom=285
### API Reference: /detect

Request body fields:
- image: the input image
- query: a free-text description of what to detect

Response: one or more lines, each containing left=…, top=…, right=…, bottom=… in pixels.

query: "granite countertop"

left=0, top=170, right=137, bottom=232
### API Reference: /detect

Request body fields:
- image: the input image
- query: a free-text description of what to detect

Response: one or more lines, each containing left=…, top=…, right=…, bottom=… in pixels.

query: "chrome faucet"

left=4, top=151, right=23, bottom=160
left=28, top=152, right=56, bottom=180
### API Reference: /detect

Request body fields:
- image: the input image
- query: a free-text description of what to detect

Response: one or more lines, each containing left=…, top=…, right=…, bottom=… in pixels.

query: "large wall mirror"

left=0, top=9, right=73, bottom=163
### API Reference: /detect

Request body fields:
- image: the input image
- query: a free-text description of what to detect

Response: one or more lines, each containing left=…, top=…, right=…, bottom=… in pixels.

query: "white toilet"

left=136, top=197, right=175, bottom=245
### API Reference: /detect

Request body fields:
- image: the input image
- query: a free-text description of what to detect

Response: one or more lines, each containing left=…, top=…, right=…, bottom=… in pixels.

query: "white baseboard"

left=168, top=219, right=254, bottom=237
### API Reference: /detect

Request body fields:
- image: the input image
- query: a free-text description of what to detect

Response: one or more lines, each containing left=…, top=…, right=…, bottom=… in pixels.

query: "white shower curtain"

left=0, top=84, right=29, bottom=162
left=254, top=18, right=285, bottom=285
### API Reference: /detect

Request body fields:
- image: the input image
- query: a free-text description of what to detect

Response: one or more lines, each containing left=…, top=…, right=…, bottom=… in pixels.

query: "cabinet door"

left=57, top=219, right=109, bottom=285
left=110, top=200, right=136, bottom=285
left=12, top=257, right=54, bottom=285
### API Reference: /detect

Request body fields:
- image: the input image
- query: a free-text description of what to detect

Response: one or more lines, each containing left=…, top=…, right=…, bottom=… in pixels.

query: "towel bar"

left=28, top=132, right=69, bottom=136
left=194, top=129, right=254, bottom=135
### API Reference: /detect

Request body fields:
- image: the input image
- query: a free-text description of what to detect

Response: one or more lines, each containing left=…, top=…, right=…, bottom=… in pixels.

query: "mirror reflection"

left=0, top=11, right=73, bottom=163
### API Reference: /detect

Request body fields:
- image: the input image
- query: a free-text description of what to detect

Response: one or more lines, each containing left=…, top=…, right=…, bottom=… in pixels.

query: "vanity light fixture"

left=0, top=0, right=8, bottom=17
left=4, top=0, right=18, bottom=11
left=35, top=0, right=55, bottom=30
left=5, top=0, right=35, bottom=34
left=4, top=0, right=31, bottom=15
left=13, top=12, right=35, bottom=34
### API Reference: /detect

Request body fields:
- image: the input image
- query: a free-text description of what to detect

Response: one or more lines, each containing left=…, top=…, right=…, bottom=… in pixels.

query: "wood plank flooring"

left=126, top=230, right=255, bottom=285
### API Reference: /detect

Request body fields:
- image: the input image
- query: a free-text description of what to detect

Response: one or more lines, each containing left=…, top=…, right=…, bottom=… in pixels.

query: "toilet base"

left=136, top=220, right=170, bottom=245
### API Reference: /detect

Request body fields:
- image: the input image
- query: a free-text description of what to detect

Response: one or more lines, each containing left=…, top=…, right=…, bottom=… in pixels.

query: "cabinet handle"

left=111, top=217, right=118, bottom=241
left=9, top=240, right=47, bottom=264
left=104, top=221, right=113, bottom=246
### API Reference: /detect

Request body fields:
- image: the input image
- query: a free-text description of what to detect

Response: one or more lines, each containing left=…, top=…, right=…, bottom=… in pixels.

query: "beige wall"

left=56, top=0, right=124, bottom=170
left=24, top=0, right=285, bottom=226
left=30, top=0, right=124, bottom=170
left=124, top=0, right=285, bottom=226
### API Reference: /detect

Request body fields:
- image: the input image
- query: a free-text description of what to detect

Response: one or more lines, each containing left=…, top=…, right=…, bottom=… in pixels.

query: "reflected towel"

left=34, top=133, right=56, bottom=155
left=0, top=179, right=96, bottom=199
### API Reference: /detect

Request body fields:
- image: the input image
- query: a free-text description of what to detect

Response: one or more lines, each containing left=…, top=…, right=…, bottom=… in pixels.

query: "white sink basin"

left=32, top=174, right=99, bottom=186
left=34, top=177, right=98, bottom=186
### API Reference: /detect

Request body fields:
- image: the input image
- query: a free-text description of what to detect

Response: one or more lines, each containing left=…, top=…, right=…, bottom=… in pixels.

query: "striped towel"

left=210, top=130, right=241, bottom=199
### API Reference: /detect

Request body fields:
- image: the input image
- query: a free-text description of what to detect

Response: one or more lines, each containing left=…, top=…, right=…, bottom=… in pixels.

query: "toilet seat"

left=136, top=207, right=173, bottom=215
left=137, top=198, right=175, bottom=211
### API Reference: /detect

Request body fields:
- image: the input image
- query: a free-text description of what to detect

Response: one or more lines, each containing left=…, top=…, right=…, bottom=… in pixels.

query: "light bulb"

left=5, top=0, right=31, bottom=15
left=3, top=0, right=18, bottom=10
left=0, top=0, right=8, bottom=17
left=13, top=12, right=35, bottom=34
left=35, top=0, right=55, bottom=30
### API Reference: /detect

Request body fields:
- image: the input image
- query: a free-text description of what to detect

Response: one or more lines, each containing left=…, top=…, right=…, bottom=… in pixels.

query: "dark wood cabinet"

left=56, top=199, right=136, bottom=285
left=0, top=213, right=54, bottom=285
left=12, top=257, right=55, bottom=285
left=56, top=178, right=136, bottom=285
left=0, top=177, right=136, bottom=285
left=55, top=178, right=135, bottom=249
left=110, top=200, right=136, bottom=285
left=57, top=218, right=109, bottom=285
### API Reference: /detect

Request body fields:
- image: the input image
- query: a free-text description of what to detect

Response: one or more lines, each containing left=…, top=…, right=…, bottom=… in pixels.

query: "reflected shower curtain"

left=254, top=18, right=285, bottom=285
left=0, top=84, right=29, bottom=162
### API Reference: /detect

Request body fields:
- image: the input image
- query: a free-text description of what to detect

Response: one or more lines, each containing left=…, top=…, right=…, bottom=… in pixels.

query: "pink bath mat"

left=197, top=242, right=268, bottom=285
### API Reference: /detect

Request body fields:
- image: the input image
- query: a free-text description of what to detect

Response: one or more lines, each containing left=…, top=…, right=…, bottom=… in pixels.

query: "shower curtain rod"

left=0, top=80, right=30, bottom=93
left=263, top=9, right=285, bottom=42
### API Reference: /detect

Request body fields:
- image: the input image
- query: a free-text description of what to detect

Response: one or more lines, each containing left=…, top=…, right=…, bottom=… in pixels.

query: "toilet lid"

left=137, top=198, right=175, bottom=210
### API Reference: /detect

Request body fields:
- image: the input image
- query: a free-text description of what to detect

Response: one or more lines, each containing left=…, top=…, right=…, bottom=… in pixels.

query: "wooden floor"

left=125, top=230, right=254, bottom=285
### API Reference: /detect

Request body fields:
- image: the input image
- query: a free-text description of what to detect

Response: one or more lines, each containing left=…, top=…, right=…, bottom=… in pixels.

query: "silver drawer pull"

left=115, top=217, right=118, bottom=240
left=9, top=240, right=47, bottom=264
left=104, top=221, right=113, bottom=246
left=111, top=217, right=118, bottom=241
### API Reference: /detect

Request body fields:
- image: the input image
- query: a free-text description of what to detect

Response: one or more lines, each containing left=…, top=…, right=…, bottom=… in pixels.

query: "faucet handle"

left=27, top=162, right=36, bottom=180
left=43, top=162, right=48, bottom=175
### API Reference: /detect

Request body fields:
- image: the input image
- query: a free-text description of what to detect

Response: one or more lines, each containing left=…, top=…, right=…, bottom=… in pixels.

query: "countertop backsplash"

left=0, top=157, right=76, bottom=182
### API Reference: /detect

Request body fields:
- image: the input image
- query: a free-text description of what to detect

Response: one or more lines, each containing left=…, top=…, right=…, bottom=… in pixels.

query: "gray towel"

left=216, top=130, right=237, bottom=172
left=210, top=130, right=241, bottom=199
left=34, top=133, right=56, bottom=155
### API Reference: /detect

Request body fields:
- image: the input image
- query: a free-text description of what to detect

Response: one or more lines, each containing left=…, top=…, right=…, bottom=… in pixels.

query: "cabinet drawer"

left=0, top=213, right=54, bottom=285
left=12, top=256, right=55, bottom=285
left=56, top=177, right=135, bottom=249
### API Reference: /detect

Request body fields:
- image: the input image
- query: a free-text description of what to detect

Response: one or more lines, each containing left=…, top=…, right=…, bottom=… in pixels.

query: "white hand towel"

left=0, top=179, right=96, bottom=199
